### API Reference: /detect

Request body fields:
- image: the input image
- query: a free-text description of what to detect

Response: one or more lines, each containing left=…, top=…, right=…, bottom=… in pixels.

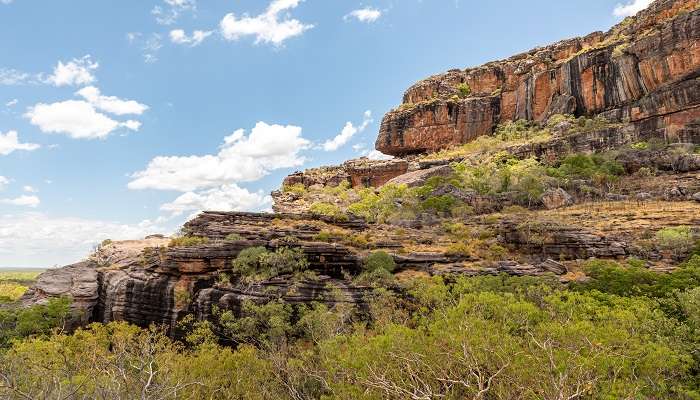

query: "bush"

left=421, top=194, right=457, bottom=214
left=225, top=233, right=244, bottom=241
left=282, top=183, right=307, bottom=196
left=0, top=297, right=71, bottom=347
left=364, top=251, right=396, bottom=273
left=309, top=202, right=347, bottom=221
left=457, top=83, right=471, bottom=98
left=656, top=226, right=694, bottom=252
left=232, top=246, right=309, bottom=281
left=168, top=236, right=209, bottom=247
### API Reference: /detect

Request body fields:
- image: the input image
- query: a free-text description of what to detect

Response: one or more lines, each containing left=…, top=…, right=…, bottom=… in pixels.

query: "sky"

left=0, top=0, right=651, bottom=267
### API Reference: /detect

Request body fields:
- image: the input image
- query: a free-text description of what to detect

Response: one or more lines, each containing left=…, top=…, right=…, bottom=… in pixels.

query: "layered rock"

left=376, top=0, right=700, bottom=156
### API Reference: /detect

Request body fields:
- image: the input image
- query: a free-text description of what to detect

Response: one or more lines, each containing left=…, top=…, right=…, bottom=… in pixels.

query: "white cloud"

left=129, top=121, right=310, bottom=191
left=76, top=86, right=149, bottom=116
left=0, top=130, right=40, bottom=156
left=23, top=185, right=37, bottom=193
left=613, top=0, right=652, bottom=17
left=1, top=0, right=13, bottom=4
left=0, top=176, right=9, bottom=190
left=0, top=68, right=33, bottom=85
left=0, top=212, right=168, bottom=267
left=365, top=150, right=393, bottom=161
left=161, top=184, right=271, bottom=216
left=323, top=110, right=373, bottom=151
left=220, top=0, right=313, bottom=46
left=45, top=55, right=98, bottom=87
left=345, top=7, right=382, bottom=23
left=5, top=99, right=18, bottom=107
left=152, top=0, right=196, bottom=25
left=143, top=34, right=163, bottom=63
left=169, top=29, right=213, bottom=46
left=25, top=100, right=141, bottom=140
left=1, top=195, right=40, bottom=208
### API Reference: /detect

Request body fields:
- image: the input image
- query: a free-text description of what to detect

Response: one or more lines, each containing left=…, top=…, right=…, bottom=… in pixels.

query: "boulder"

left=541, top=188, right=574, bottom=209
left=385, top=165, right=454, bottom=187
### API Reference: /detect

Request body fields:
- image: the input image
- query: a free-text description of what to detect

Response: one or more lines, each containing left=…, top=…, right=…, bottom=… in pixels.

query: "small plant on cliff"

left=225, top=233, right=244, bottom=241
left=282, top=183, right=307, bottom=196
left=232, top=246, right=309, bottom=282
left=457, top=82, right=471, bottom=98
left=364, top=251, right=396, bottom=273
left=168, top=236, right=209, bottom=247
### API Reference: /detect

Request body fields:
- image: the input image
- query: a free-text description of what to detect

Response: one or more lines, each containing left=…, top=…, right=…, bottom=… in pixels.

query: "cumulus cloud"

left=0, top=176, right=9, bottom=190
left=0, top=212, right=168, bottom=267
left=22, top=185, right=37, bottom=193
left=220, top=0, right=313, bottom=46
left=5, top=99, right=18, bottom=107
left=365, top=150, right=393, bottom=160
left=169, top=29, right=213, bottom=46
left=345, top=7, right=382, bottom=23
left=1, top=195, right=40, bottom=207
left=45, top=55, right=98, bottom=87
left=323, top=110, right=373, bottom=151
left=161, top=184, right=271, bottom=216
left=25, top=100, right=141, bottom=140
left=613, top=0, right=652, bottom=17
left=76, top=86, right=149, bottom=116
left=129, top=121, right=310, bottom=191
left=152, top=0, right=196, bottom=25
left=0, top=130, right=40, bottom=156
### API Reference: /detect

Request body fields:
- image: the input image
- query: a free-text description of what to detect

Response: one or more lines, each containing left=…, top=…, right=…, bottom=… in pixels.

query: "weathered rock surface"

left=541, top=188, right=574, bottom=210
left=385, top=165, right=453, bottom=187
left=376, top=0, right=700, bottom=156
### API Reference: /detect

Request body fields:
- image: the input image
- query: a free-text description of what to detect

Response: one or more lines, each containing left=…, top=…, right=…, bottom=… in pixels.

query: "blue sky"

left=0, top=0, right=647, bottom=267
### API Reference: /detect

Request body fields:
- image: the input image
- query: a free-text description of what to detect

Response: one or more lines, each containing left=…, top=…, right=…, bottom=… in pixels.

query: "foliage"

left=309, top=202, right=348, bottom=221
left=2, top=268, right=700, bottom=399
left=656, top=226, right=695, bottom=252
left=282, top=183, right=307, bottom=196
left=225, top=233, right=244, bottom=241
left=0, top=297, right=71, bottom=348
left=456, top=82, right=471, bottom=98
left=168, top=236, right=209, bottom=247
left=575, top=256, right=700, bottom=298
left=547, top=153, right=624, bottom=190
left=364, top=251, right=396, bottom=273
left=232, top=246, right=309, bottom=282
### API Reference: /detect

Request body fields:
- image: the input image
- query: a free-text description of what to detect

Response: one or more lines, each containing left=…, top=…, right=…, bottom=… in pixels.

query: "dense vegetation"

left=1, top=253, right=699, bottom=399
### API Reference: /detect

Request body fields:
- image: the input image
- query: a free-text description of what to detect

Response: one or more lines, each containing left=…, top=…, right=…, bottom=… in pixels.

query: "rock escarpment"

left=376, top=0, right=700, bottom=156
left=19, top=0, right=700, bottom=337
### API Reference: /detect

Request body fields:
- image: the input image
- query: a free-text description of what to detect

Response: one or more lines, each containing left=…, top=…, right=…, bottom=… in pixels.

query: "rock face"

left=281, top=158, right=408, bottom=190
left=376, top=0, right=700, bottom=156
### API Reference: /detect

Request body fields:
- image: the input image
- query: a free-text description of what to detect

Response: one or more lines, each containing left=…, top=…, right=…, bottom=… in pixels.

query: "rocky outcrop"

left=376, top=0, right=700, bottom=156
left=280, top=158, right=408, bottom=190
left=20, top=261, right=99, bottom=328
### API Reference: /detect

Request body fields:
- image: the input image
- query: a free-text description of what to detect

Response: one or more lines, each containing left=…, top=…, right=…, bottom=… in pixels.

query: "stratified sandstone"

left=376, top=0, right=700, bottom=155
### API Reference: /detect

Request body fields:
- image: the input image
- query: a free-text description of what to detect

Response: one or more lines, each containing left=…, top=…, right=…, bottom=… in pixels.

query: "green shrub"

left=282, top=183, right=307, bottom=196
left=0, top=297, right=71, bottom=347
left=656, top=226, right=694, bottom=252
left=364, top=251, right=396, bottom=273
left=456, top=83, right=471, bottom=98
left=421, top=195, right=457, bottom=214
left=309, top=202, right=347, bottom=221
left=232, top=246, right=309, bottom=281
left=631, top=141, right=649, bottom=150
left=225, top=233, right=244, bottom=241
left=168, top=236, right=209, bottom=247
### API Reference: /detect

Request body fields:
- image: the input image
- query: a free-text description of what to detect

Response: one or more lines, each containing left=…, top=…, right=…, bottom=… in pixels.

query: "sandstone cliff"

left=376, top=0, right=700, bottom=156
left=18, top=0, right=700, bottom=336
